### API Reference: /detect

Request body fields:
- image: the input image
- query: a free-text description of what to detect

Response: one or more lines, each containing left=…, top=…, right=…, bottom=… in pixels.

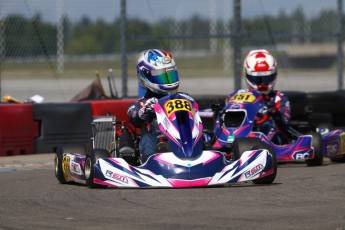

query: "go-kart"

left=54, top=92, right=277, bottom=188
left=202, top=89, right=324, bottom=166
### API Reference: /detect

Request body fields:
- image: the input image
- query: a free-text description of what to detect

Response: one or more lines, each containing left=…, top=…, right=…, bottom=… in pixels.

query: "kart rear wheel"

left=306, top=132, right=323, bottom=166
left=330, top=155, right=345, bottom=163
left=232, top=137, right=262, bottom=160
left=84, top=149, right=110, bottom=188
left=54, top=147, right=66, bottom=184
left=252, top=144, right=277, bottom=185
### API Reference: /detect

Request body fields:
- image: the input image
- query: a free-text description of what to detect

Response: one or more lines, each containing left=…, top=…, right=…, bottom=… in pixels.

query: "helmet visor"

left=150, top=67, right=179, bottom=84
left=246, top=73, right=276, bottom=85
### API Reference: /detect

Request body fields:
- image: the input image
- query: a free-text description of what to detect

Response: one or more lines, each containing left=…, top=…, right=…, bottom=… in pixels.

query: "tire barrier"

left=33, top=103, right=93, bottom=153
left=90, top=99, right=136, bottom=121
left=0, top=104, right=39, bottom=156
left=307, top=90, right=345, bottom=127
left=193, top=95, right=226, bottom=110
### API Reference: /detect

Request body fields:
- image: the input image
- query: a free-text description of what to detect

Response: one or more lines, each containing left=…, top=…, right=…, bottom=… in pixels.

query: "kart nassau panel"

left=321, top=129, right=345, bottom=159
left=154, top=93, right=204, bottom=159
left=60, top=150, right=275, bottom=188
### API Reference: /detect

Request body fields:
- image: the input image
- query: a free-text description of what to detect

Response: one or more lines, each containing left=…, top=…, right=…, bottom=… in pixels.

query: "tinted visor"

left=148, top=67, right=179, bottom=84
left=246, top=73, right=276, bottom=85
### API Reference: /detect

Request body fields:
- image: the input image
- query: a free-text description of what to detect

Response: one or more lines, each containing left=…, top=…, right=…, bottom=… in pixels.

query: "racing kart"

left=54, top=92, right=277, bottom=188
left=202, top=89, right=324, bottom=166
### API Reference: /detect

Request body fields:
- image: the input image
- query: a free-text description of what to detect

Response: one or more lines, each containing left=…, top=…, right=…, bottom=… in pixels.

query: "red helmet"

left=244, top=49, right=277, bottom=94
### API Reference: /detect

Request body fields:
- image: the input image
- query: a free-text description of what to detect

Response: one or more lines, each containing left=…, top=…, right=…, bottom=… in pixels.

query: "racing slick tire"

left=232, top=137, right=262, bottom=160
left=54, top=147, right=67, bottom=184
left=330, top=155, right=345, bottom=163
left=306, top=132, right=323, bottom=167
left=251, top=144, right=277, bottom=185
left=84, top=148, right=110, bottom=188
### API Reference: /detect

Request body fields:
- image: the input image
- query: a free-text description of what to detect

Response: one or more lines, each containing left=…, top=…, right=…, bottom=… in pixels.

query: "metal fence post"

left=338, top=0, right=344, bottom=90
left=0, top=1, right=4, bottom=98
left=57, top=0, right=64, bottom=74
left=233, top=0, right=242, bottom=90
left=120, top=0, right=128, bottom=98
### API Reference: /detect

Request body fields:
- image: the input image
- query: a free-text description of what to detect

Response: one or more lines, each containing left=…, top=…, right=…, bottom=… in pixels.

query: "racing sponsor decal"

left=244, top=164, right=263, bottom=179
left=294, top=152, right=310, bottom=160
left=164, top=99, right=192, bottom=116
left=62, top=155, right=72, bottom=181
left=106, top=170, right=128, bottom=184
left=326, top=142, right=339, bottom=157
left=230, top=92, right=256, bottom=103
left=163, top=117, right=170, bottom=129
left=70, top=161, right=83, bottom=175
left=162, top=56, right=171, bottom=64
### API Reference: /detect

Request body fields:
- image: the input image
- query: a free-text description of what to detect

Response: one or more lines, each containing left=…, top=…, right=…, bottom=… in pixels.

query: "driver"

left=227, top=49, right=291, bottom=145
left=127, top=49, right=180, bottom=163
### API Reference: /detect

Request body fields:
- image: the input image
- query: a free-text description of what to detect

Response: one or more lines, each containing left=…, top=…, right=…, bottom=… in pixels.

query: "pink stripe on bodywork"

left=108, top=158, right=134, bottom=173
left=168, top=177, right=212, bottom=187
left=154, top=154, right=174, bottom=166
left=203, top=151, right=220, bottom=165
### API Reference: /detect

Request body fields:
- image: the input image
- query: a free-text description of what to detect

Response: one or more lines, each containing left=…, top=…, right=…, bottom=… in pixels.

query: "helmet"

left=137, top=49, right=179, bottom=95
left=244, top=49, right=277, bottom=94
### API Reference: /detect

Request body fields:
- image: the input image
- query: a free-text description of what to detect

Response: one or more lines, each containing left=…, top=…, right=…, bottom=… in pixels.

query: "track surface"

left=0, top=154, right=345, bottom=230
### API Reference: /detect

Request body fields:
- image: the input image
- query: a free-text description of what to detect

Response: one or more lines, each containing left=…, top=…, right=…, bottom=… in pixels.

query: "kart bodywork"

left=55, top=93, right=277, bottom=188
left=204, top=89, right=325, bottom=166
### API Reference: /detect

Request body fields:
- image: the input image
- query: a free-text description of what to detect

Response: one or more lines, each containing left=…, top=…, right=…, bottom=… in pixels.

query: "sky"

left=0, top=0, right=339, bottom=24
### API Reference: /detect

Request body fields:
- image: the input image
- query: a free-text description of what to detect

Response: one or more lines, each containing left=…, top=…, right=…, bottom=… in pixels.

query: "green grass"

left=1, top=54, right=337, bottom=80
left=1, top=55, right=233, bottom=80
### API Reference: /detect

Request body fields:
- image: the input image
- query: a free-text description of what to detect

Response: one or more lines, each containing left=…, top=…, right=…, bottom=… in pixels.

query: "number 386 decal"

left=164, top=99, right=192, bottom=116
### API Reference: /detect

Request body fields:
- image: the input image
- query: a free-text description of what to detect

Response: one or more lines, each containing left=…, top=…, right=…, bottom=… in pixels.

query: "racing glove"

left=138, top=97, right=158, bottom=120
left=255, top=106, right=269, bottom=124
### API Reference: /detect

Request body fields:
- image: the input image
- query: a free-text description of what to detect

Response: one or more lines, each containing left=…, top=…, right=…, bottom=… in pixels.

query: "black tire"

left=232, top=137, right=262, bottom=160
left=306, top=132, right=323, bottom=166
left=330, top=155, right=345, bottom=163
left=252, top=144, right=277, bottom=185
left=54, top=147, right=67, bottom=184
left=84, top=148, right=110, bottom=188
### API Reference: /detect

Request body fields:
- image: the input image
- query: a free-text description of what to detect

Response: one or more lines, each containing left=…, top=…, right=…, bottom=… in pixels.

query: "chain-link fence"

left=0, top=0, right=343, bottom=102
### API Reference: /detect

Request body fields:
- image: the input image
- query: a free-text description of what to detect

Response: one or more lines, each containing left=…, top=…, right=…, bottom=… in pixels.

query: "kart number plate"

left=164, top=99, right=192, bottom=116
left=230, top=92, right=256, bottom=103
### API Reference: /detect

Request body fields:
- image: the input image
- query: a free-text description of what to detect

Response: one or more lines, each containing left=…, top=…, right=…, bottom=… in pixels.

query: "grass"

left=1, top=54, right=337, bottom=81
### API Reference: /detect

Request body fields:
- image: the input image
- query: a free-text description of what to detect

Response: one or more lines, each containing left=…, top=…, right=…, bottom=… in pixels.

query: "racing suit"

left=227, top=89, right=291, bottom=145
left=127, top=90, right=164, bottom=163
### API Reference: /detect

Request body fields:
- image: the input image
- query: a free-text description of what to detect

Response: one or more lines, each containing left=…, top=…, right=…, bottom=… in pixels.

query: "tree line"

left=3, top=7, right=340, bottom=58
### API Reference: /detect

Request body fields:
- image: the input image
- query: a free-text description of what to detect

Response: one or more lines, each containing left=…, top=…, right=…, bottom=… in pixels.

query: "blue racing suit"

left=127, top=91, right=164, bottom=163
left=227, top=89, right=291, bottom=145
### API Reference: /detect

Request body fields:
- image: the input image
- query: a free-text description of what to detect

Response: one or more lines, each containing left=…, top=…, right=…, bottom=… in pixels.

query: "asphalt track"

left=0, top=154, right=345, bottom=230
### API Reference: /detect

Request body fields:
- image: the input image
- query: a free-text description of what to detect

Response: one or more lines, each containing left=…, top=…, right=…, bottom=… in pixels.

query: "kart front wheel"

left=306, top=132, right=323, bottom=166
left=54, top=147, right=67, bottom=184
left=252, top=144, right=277, bottom=185
left=84, top=149, right=110, bottom=188
left=232, top=137, right=262, bottom=160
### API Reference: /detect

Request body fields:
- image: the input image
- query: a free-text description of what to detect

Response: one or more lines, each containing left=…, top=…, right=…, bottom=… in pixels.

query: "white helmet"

left=137, top=49, right=179, bottom=95
left=244, top=49, right=277, bottom=94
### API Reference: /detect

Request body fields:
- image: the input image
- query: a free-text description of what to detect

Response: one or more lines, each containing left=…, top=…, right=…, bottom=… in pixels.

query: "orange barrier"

left=90, top=99, right=136, bottom=121
left=0, top=104, right=39, bottom=156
